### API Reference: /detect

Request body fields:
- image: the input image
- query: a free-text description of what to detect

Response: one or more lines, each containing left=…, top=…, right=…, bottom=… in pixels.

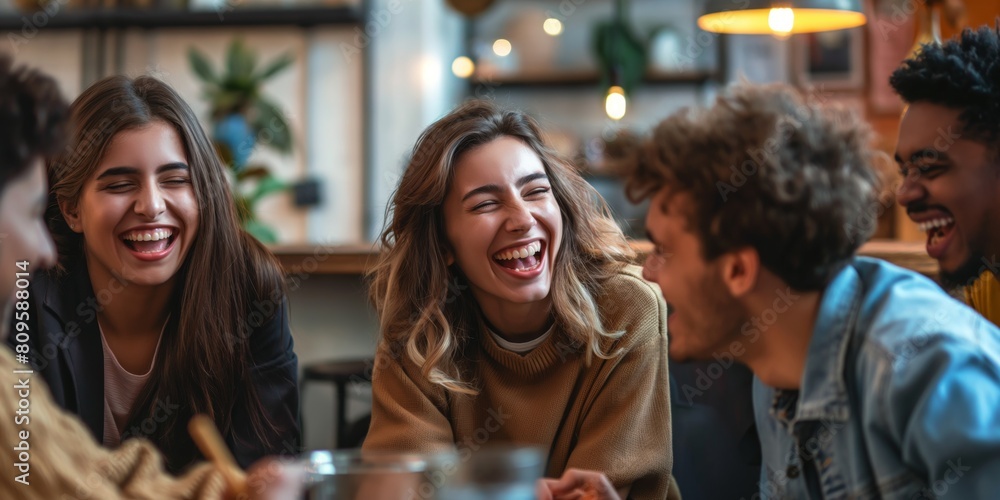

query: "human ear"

left=59, top=199, right=83, bottom=233
left=720, top=247, right=760, bottom=298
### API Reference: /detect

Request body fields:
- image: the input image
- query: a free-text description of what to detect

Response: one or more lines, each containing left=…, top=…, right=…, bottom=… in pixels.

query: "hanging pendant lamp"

left=698, top=0, right=867, bottom=35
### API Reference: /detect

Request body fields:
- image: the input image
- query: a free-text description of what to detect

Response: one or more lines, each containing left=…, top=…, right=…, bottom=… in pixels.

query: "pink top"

left=100, top=321, right=165, bottom=447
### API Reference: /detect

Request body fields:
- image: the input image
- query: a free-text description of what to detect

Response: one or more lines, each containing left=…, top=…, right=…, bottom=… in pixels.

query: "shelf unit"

left=468, top=69, right=718, bottom=89
left=0, top=6, right=362, bottom=30
left=0, top=2, right=372, bottom=242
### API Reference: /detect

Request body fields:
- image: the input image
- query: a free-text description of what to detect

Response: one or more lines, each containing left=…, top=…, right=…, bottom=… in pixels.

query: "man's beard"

left=939, top=251, right=989, bottom=289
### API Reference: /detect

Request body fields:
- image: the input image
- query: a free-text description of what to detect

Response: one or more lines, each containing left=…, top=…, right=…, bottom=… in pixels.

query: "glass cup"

left=302, top=449, right=451, bottom=500
left=437, top=445, right=544, bottom=500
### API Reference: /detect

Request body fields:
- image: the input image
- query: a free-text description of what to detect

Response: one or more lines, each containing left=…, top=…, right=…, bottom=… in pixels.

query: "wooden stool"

left=302, top=359, right=373, bottom=448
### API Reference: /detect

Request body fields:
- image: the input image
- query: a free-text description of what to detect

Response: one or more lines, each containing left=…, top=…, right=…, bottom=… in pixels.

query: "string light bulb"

left=543, top=18, right=563, bottom=36
left=605, top=86, right=627, bottom=121
left=492, top=39, right=512, bottom=57
left=452, top=56, right=475, bottom=78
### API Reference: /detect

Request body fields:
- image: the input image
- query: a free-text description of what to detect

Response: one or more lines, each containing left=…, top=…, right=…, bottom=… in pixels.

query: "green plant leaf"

left=249, top=174, right=289, bottom=204
left=226, top=38, right=257, bottom=82
left=592, top=1, right=647, bottom=96
left=244, top=218, right=279, bottom=244
left=188, top=48, right=218, bottom=84
left=253, top=99, right=293, bottom=153
left=255, top=53, right=295, bottom=81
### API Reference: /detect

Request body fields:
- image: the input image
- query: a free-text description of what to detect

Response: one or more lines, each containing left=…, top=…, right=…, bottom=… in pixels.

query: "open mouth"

left=120, top=228, right=176, bottom=255
left=918, top=216, right=955, bottom=260
left=492, top=241, right=543, bottom=272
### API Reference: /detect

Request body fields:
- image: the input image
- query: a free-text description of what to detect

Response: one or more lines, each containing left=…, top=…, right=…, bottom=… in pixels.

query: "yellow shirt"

left=964, top=270, right=1000, bottom=327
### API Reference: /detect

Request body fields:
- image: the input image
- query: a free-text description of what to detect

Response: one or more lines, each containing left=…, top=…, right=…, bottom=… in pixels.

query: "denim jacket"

left=753, top=257, right=1000, bottom=499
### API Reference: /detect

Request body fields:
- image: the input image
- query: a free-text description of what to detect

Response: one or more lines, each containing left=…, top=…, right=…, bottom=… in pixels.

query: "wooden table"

left=270, top=239, right=937, bottom=277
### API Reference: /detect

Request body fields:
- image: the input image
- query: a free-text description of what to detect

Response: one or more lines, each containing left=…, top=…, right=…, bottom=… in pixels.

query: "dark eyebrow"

left=894, top=149, right=951, bottom=165
left=461, top=172, right=549, bottom=202
left=96, top=162, right=189, bottom=180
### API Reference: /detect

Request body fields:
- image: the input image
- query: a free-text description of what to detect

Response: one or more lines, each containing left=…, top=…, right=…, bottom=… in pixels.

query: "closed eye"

left=104, top=182, right=135, bottom=191
left=524, top=187, right=551, bottom=198
left=471, top=200, right=499, bottom=212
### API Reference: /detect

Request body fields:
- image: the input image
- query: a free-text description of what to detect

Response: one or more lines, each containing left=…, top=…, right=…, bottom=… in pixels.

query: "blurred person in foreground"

left=0, top=56, right=300, bottom=500
left=892, top=24, right=1000, bottom=325
left=539, top=84, right=1000, bottom=499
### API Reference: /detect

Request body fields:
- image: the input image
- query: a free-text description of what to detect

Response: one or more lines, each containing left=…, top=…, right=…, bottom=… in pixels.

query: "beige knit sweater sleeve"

left=0, top=348, right=226, bottom=499
left=363, top=346, right=455, bottom=453
left=563, top=268, right=673, bottom=500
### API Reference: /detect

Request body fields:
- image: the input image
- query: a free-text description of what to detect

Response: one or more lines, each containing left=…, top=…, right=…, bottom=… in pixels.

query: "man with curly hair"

left=539, top=83, right=1000, bottom=500
left=891, top=25, right=1000, bottom=325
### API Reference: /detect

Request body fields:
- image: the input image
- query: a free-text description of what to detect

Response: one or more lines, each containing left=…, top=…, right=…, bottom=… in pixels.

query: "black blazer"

left=8, top=261, right=301, bottom=471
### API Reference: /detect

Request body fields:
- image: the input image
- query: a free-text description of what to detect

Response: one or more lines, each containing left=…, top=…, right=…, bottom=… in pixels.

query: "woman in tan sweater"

left=365, top=100, right=676, bottom=499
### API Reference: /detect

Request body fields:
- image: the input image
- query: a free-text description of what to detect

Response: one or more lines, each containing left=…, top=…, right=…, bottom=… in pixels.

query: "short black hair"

left=890, top=24, right=1000, bottom=148
left=0, top=56, right=68, bottom=194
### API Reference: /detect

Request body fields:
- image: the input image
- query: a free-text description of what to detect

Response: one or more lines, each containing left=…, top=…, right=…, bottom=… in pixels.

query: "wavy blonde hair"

left=368, top=100, right=635, bottom=395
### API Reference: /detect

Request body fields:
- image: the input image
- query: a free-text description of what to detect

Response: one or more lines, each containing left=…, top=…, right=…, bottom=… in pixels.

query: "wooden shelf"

left=270, top=239, right=937, bottom=277
left=468, top=69, right=718, bottom=89
left=270, top=243, right=378, bottom=276
left=0, top=6, right=362, bottom=31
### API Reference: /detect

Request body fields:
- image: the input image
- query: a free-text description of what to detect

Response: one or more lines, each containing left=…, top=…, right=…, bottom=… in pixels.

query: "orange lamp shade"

left=698, top=0, right=866, bottom=35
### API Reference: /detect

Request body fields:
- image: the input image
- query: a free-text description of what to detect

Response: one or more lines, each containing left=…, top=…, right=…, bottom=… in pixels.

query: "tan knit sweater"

left=365, top=266, right=675, bottom=499
left=0, top=346, right=226, bottom=499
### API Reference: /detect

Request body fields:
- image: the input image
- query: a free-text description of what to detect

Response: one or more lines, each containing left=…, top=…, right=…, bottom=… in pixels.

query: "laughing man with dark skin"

left=891, top=25, right=1000, bottom=325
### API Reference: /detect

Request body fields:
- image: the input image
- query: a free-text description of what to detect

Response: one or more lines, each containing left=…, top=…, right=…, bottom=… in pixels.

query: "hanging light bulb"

left=543, top=18, right=563, bottom=36
left=768, top=7, right=794, bottom=36
left=492, top=39, right=512, bottom=57
left=452, top=56, right=475, bottom=78
left=605, top=86, right=627, bottom=121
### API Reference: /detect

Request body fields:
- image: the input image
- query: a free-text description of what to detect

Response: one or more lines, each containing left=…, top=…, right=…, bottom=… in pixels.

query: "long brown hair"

left=47, top=75, right=285, bottom=468
left=368, top=99, right=634, bottom=394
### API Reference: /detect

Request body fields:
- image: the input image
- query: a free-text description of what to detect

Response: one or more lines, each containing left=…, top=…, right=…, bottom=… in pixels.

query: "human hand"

left=535, top=468, right=621, bottom=500
left=238, top=457, right=305, bottom=500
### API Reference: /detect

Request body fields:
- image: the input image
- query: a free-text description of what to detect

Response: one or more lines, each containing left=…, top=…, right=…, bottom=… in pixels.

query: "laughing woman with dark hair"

left=9, top=75, right=300, bottom=472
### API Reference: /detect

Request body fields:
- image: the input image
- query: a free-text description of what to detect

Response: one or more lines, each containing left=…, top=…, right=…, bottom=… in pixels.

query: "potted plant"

left=188, top=38, right=294, bottom=243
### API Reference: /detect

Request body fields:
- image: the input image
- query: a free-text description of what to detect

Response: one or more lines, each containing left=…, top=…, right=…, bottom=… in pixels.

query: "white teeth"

left=918, top=218, right=954, bottom=233
left=123, top=228, right=173, bottom=242
left=494, top=242, right=541, bottom=261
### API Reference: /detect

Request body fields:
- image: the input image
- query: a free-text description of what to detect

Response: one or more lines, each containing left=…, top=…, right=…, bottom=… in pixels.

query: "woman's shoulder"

left=597, top=264, right=668, bottom=345
left=30, top=264, right=89, bottom=316
left=602, top=265, right=664, bottom=306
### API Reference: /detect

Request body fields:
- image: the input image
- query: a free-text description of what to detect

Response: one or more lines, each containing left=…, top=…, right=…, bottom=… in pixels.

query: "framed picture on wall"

left=793, top=27, right=866, bottom=91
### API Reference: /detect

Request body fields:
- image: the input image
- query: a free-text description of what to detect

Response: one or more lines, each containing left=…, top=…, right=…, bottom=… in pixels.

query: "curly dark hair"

left=890, top=24, right=1000, bottom=149
left=626, top=84, right=884, bottom=291
left=0, top=56, right=69, bottom=193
